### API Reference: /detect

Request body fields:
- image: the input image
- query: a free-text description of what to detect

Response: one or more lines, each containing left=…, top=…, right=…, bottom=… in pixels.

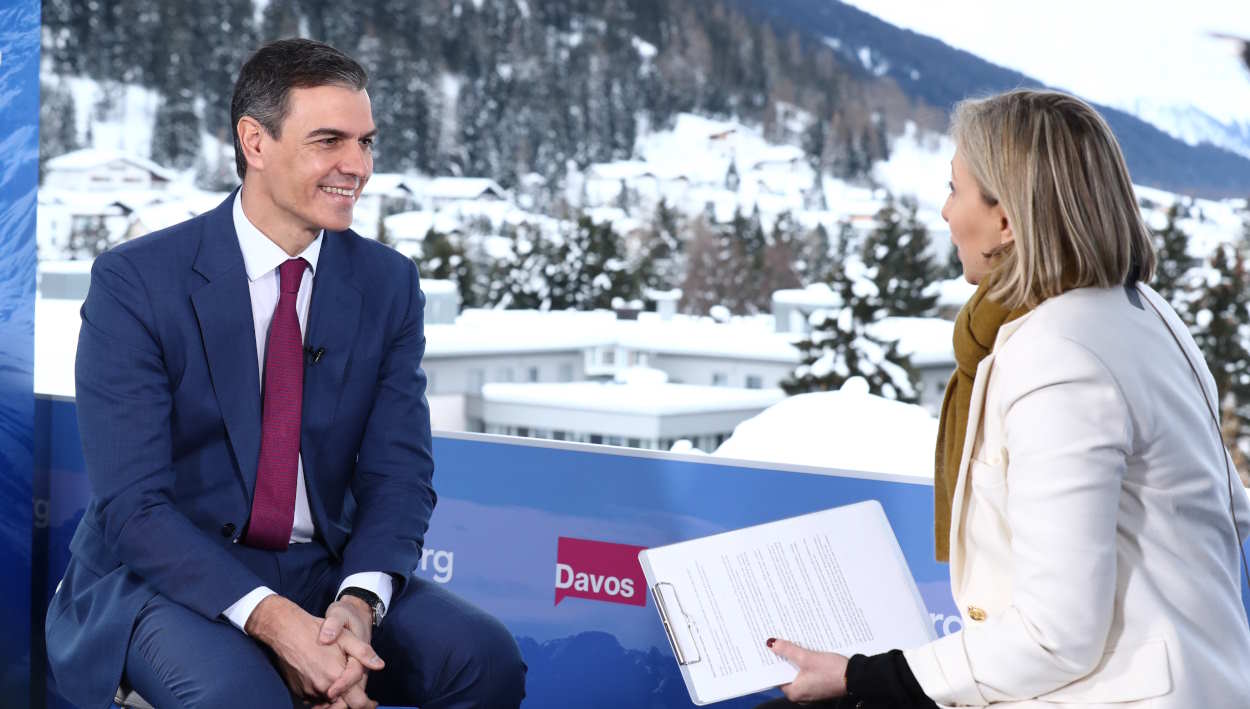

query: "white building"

left=43, top=149, right=175, bottom=192
left=420, top=291, right=955, bottom=442
left=411, top=177, right=508, bottom=210
left=352, top=172, right=420, bottom=240
left=422, top=279, right=461, bottom=326
left=480, top=371, right=785, bottom=453
left=33, top=255, right=956, bottom=453
left=37, top=260, right=93, bottom=301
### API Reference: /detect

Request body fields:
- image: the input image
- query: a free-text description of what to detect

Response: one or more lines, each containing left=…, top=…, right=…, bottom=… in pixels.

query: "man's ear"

left=237, top=116, right=266, bottom=173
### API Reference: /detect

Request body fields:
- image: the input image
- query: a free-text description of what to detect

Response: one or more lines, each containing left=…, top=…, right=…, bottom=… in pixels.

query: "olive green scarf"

left=934, top=278, right=1030, bottom=561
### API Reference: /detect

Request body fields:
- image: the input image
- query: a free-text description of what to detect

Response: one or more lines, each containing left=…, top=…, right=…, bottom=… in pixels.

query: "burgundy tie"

left=244, top=257, right=308, bottom=550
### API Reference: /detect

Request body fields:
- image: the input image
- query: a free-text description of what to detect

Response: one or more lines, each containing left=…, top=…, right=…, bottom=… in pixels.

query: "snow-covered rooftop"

left=425, top=304, right=955, bottom=367
left=425, top=309, right=616, bottom=357
left=872, top=317, right=955, bottom=367
left=130, top=202, right=200, bottom=233
left=37, top=260, right=93, bottom=275
left=363, top=172, right=416, bottom=197
left=714, top=377, right=938, bottom=479
left=422, top=279, right=458, bottom=295
left=936, top=277, right=976, bottom=309
left=587, top=161, right=655, bottom=181
left=416, top=177, right=507, bottom=201
left=482, top=380, right=785, bottom=416
left=385, top=210, right=440, bottom=240
left=748, top=144, right=805, bottom=168
left=39, top=187, right=166, bottom=212
left=773, top=283, right=837, bottom=307
left=45, top=148, right=177, bottom=182
left=621, top=312, right=800, bottom=362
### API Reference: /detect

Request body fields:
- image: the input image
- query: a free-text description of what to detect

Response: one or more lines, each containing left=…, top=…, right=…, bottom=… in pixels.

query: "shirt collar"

left=233, top=189, right=324, bottom=283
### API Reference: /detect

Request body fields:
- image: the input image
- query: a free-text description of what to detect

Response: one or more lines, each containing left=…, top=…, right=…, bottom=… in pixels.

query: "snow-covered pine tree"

left=202, top=0, right=258, bottom=120
left=725, top=160, right=740, bottom=191
left=759, top=210, right=803, bottom=299
left=738, top=206, right=772, bottom=310
left=680, top=214, right=728, bottom=315
left=1151, top=201, right=1198, bottom=321
left=150, top=86, right=201, bottom=171
left=416, top=229, right=482, bottom=308
left=862, top=195, right=940, bottom=317
left=1189, top=238, right=1250, bottom=438
left=792, top=220, right=834, bottom=286
left=39, top=80, right=79, bottom=184
left=548, top=215, right=637, bottom=310
left=490, top=222, right=556, bottom=310
left=941, top=244, right=964, bottom=281
left=781, top=257, right=917, bottom=401
left=67, top=217, right=113, bottom=259
left=634, top=198, right=685, bottom=292
left=680, top=209, right=755, bottom=315
left=803, top=166, right=828, bottom=210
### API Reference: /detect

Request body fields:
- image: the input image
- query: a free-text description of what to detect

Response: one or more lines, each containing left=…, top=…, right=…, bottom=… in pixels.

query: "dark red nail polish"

left=766, top=637, right=776, bottom=648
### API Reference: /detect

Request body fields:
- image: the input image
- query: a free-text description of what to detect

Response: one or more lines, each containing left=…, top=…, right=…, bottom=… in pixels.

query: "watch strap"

left=337, top=586, right=385, bottom=627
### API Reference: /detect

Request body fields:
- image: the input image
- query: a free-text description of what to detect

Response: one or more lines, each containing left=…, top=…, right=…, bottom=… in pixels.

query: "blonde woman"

left=759, top=89, right=1250, bottom=708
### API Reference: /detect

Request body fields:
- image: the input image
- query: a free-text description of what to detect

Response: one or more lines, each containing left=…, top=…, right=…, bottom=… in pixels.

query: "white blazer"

left=904, top=284, right=1250, bottom=707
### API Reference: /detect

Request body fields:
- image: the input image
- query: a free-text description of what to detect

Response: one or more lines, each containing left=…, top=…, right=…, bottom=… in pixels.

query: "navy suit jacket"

left=45, top=191, right=437, bottom=708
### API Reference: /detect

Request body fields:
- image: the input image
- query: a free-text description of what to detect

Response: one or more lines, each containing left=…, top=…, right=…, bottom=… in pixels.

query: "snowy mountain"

left=835, top=0, right=1250, bottom=163
left=736, top=0, right=1250, bottom=198
left=1118, top=99, right=1250, bottom=161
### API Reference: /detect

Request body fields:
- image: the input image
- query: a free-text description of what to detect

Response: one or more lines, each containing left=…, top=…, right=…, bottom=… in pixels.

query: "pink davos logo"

left=554, top=536, right=648, bottom=607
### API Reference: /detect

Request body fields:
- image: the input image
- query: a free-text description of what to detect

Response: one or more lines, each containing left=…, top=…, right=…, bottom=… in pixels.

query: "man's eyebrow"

left=306, top=128, right=378, bottom=140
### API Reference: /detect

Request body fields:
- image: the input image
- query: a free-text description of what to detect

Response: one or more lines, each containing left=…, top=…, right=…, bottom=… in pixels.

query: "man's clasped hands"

left=245, top=594, right=384, bottom=709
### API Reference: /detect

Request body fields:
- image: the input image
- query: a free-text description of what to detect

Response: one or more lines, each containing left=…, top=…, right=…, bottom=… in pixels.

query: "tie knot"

left=278, top=258, right=307, bottom=294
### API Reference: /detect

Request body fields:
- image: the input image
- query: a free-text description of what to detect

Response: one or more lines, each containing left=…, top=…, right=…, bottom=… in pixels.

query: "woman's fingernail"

left=766, top=637, right=776, bottom=648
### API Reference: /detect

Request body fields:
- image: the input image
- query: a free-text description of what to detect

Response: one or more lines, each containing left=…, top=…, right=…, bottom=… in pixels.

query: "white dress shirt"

left=222, top=191, right=392, bottom=633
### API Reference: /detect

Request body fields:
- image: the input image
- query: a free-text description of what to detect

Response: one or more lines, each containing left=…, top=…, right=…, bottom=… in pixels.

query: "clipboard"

left=638, top=500, right=935, bottom=705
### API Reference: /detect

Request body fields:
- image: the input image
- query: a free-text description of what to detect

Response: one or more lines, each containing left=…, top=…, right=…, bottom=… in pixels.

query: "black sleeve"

left=844, top=650, right=938, bottom=708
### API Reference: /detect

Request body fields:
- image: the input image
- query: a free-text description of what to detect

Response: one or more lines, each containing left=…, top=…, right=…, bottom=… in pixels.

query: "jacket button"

left=220, top=522, right=236, bottom=538
left=967, top=605, right=987, bottom=622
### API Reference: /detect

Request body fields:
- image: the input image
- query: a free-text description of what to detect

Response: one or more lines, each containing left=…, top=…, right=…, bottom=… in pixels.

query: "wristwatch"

left=337, top=587, right=386, bottom=627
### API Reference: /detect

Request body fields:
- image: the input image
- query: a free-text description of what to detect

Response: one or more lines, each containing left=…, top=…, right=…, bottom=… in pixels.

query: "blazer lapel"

left=190, top=192, right=263, bottom=501
left=300, top=230, right=362, bottom=493
left=948, top=353, right=994, bottom=597
left=947, top=312, right=1035, bottom=596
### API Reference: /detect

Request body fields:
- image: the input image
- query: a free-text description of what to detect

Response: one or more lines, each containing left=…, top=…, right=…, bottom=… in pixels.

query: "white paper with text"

left=638, top=500, right=935, bottom=705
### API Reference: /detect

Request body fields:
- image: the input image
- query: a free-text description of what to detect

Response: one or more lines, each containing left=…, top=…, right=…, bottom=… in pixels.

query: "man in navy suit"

left=45, top=39, right=526, bottom=709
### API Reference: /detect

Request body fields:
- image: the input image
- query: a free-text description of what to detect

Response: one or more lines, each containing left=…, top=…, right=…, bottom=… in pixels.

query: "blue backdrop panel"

left=33, top=398, right=954, bottom=708
left=31, top=400, right=1250, bottom=707
left=0, top=1, right=41, bottom=706
left=420, top=435, right=960, bottom=708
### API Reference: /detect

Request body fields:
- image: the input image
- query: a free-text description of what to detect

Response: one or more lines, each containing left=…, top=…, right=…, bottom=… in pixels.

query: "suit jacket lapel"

left=190, top=192, right=263, bottom=501
left=300, top=230, right=362, bottom=493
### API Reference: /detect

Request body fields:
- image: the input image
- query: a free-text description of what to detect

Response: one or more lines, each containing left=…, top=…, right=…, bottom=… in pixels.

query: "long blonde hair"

left=951, top=89, right=1156, bottom=309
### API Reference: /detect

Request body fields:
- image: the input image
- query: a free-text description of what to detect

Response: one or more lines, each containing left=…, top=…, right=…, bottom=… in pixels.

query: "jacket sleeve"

left=338, top=258, right=436, bottom=595
left=905, top=332, right=1131, bottom=705
left=76, top=250, right=267, bottom=618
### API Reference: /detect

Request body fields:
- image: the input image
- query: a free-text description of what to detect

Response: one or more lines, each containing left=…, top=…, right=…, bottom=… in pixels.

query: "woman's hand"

left=768, top=637, right=850, bottom=702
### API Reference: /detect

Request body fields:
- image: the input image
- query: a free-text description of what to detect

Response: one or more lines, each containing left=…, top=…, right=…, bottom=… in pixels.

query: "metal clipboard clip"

left=651, top=582, right=702, bottom=666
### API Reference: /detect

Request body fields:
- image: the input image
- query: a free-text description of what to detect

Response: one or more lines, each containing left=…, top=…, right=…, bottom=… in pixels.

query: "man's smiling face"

left=255, top=83, right=375, bottom=235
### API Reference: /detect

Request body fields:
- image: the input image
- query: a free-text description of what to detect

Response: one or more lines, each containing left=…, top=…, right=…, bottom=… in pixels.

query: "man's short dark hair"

left=230, top=38, right=369, bottom=179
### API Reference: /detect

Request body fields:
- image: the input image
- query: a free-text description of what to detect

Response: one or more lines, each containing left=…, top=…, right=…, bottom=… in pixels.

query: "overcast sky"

left=841, top=0, right=1250, bottom=125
